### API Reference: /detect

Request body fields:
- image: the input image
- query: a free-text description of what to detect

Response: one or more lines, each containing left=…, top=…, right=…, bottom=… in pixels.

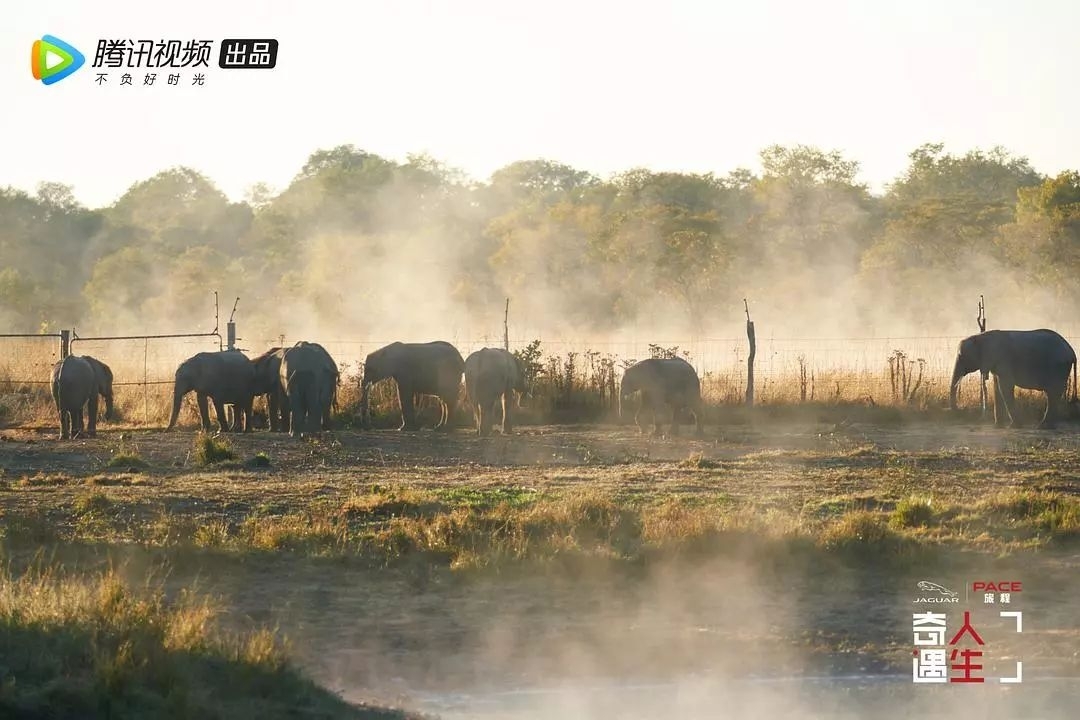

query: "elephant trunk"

left=103, top=392, right=115, bottom=421
left=949, top=360, right=964, bottom=410
left=167, top=381, right=187, bottom=430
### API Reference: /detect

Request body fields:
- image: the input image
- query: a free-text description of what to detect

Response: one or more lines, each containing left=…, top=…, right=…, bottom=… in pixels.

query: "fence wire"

left=4, top=332, right=1077, bottom=418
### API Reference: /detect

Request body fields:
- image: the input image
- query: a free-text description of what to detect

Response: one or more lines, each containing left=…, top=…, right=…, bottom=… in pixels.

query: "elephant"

left=949, top=329, right=1078, bottom=429
left=464, top=347, right=525, bottom=437
left=81, top=356, right=116, bottom=422
left=360, top=341, right=465, bottom=431
left=279, top=342, right=339, bottom=439
left=166, top=350, right=256, bottom=433
left=50, top=355, right=100, bottom=439
left=251, top=347, right=288, bottom=431
left=619, top=357, right=703, bottom=437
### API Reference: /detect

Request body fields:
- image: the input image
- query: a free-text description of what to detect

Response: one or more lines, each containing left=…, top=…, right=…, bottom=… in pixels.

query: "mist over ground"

left=2, top=143, right=1077, bottom=356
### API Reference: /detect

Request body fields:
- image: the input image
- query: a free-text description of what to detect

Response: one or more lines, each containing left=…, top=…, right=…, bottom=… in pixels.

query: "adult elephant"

left=360, top=341, right=464, bottom=431
left=279, top=342, right=339, bottom=439
left=949, top=329, right=1078, bottom=429
left=619, top=357, right=703, bottom=437
left=166, top=350, right=256, bottom=433
left=251, top=346, right=287, bottom=431
left=464, top=347, right=525, bottom=437
left=50, top=355, right=99, bottom=439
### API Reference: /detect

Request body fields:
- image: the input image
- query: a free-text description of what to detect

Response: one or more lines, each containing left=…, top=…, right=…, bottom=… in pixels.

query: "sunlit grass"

left=0, top=562, right=412, bottom=719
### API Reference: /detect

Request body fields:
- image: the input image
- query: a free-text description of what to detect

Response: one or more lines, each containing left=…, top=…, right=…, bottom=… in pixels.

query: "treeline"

left=2, top=143, right=1078, bottom=341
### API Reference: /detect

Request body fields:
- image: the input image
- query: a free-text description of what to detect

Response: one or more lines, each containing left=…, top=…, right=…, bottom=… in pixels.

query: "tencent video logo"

left=31, top=35, right=85, bottom=85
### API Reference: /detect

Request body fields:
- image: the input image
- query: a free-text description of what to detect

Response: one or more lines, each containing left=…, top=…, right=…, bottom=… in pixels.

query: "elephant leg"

left=995, top=380, right=1017, bottom=428
left=72, top=408, right=84, bottom=439
left=502, top=392, right=513, bottom=435
left=435, top=395, right=454, bottom=431
left=648, top=396, right=661, bottom=437
left=668, top=404, right=680, bottom=437
left=56, top=398, right=66, bottom=439
left=991, top=378, right=1005, bottom=427
left=266, top=394, right=276, bottom=431
left=195, top=393, right=211, bottom=431
left=212, top=398, right=230, bottom=433
left=86, top=394, right=98, bottom=438
left=289, top=390, right=302, bottom=436
left=1039, top=381, right=1066, bottom=430
left=1039, top=390, right=1057, bottom=430
left=473, top=400, right=482, bottom=436
left=477, top=400, right=489, bottom=437
left=399, top=384, right=418, bottom=431
left=59, top=407, right=70, bottom=440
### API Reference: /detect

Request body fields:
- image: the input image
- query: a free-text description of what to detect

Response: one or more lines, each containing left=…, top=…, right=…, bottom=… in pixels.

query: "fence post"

left=227, top=322, right=236, bottom=351
left=744, top=299, right=755, bottom=407
left=59, top=330, right=70, bottom=359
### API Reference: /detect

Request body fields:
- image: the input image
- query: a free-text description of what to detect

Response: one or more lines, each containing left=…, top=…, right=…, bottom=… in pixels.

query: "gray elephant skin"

left=949, top=329, right=1078, bottom=428
left=167, top=350, right=256, bottom=433
left=360, top=341, right=465, bottom=431
left=251, top=346, right=287, bottom=431
left=278, top=341, right=339, bottom=439
left=51, top=354, right=113, bottom=439
left=464, top=347, right=525, bottom=436
left=619, top=358, right=703, bottom=436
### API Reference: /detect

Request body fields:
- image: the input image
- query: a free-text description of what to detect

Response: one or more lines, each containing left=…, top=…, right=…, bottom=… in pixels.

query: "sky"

left=2, top=0, right=1079, bottom=208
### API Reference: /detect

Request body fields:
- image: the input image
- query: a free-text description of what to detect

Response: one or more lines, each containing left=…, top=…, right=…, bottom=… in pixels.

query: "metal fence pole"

left=144, top=338, right=149, bottom=425
left=227, top=322, right=236, bottom=351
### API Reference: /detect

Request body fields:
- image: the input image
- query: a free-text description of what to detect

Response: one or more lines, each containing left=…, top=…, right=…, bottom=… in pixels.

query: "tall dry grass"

left=0, top=339, right=1061, bottom=429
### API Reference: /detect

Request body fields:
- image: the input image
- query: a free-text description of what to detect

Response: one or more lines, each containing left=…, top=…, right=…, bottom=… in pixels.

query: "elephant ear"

left=970, top=334, right=993, bottom=375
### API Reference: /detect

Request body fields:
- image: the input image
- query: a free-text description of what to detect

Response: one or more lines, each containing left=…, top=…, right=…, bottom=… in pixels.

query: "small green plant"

left=72, top=490, right=112, bottom=516
left=245, top=452, right=272, bottom=469
left=106, top=441, right=149, bottom=471
left=890, top=495, right=935, bottom=529
left=193, top=433, right=236, bottom=465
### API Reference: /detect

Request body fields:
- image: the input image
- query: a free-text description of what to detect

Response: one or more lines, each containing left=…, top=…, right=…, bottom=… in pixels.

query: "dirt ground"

left=2, top=417, right=1079, bottom=718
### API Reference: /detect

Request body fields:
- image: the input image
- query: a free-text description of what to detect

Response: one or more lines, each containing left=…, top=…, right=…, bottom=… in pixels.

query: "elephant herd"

left=45, top=328, right=1080, bottom=440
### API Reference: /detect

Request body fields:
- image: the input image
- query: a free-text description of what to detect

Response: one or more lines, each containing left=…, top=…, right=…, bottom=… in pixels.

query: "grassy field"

left=1, top=410, right=1079, bottom=717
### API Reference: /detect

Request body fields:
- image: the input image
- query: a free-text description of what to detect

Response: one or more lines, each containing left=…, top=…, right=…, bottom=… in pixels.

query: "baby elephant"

left=464, top=347, right=525, bottom=437
left=619, top=357, right=703, bottom=437
left=51, top=355, right=110, bottom=439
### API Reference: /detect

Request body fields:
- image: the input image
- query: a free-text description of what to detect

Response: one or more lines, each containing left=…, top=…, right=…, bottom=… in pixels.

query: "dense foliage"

left=1, top=143, right=1075, bottom=339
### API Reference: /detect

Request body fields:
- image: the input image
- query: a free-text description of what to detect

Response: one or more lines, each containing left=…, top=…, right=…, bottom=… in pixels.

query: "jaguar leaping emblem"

left=917, top=581, right=958, bottom=597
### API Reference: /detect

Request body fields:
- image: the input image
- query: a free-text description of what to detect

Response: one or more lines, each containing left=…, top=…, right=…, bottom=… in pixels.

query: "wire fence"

left=3, top=330, right=1078, bottom=424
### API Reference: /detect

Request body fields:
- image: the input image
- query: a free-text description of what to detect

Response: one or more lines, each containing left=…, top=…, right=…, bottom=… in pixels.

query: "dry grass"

left=4, top=476, right=1077, bottom=572
left=1, top=341, right=1063, bottom=431
left=0, top=560, right=421, bottom=719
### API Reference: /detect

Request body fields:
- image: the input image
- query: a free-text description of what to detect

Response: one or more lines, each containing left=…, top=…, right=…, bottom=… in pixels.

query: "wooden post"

left=503, top=298, right=510, bottom=351
left=978, top=295, right=987, bottom=416
left=59, top=329, right=70, bottom=359
left=744, top=299, right=756, bottom=406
